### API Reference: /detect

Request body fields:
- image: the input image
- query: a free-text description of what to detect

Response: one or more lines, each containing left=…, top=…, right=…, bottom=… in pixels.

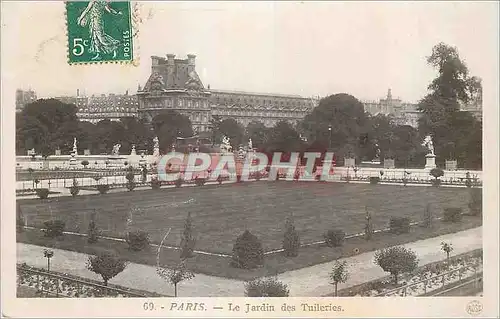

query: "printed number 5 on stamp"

left=66, top=1, right=134, bottom=64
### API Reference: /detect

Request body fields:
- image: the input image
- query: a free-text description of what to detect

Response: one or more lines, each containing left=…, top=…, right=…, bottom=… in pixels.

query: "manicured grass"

left=17, top=215, right=481, bottom=281
left=18, top=182, right=476, bottom=254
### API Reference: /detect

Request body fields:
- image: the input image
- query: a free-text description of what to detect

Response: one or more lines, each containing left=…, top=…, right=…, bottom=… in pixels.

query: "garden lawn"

left=18, top=182, right=477, bottom=254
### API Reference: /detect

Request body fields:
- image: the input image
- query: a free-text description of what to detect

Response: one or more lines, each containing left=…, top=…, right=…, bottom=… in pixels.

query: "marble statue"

left=248, top=138, right=253, bottom=151
left=131, top=144, right=136, bottom=156
left=153, top=136, right=160, bottom=156
left=112, top=144, right=121, bottom=156
left=220, top=136, right=233, bottom=154
left=422, top=135, right=435, bottom=156
left=72, top=137, right=78, bottom=153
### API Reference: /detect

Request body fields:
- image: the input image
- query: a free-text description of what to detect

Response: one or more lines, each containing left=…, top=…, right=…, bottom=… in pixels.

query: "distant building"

left=363, top=89, right=419, bottom=127
left=16, top=89, right=37, bottom=112
left=55, top=90, right=139, bottom=124
left=137, top=54, right=317, bottom=132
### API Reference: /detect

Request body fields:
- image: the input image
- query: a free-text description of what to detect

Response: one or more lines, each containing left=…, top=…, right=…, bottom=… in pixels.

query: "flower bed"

left=341, top=249, right=482, bottom=297
left=16, top=263, right=163, bottom=298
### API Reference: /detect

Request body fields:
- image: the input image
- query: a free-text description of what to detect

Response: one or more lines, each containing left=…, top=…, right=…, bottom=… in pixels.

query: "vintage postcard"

left=1, top=1, right=498, bottom=318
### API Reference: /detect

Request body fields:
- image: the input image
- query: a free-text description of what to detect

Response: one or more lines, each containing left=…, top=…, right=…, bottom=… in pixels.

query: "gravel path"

left=17, top=227, right=481, bottom=297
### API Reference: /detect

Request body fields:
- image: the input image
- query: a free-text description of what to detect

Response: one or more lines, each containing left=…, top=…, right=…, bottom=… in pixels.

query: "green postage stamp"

left=66, top=1, right=134, bottom=64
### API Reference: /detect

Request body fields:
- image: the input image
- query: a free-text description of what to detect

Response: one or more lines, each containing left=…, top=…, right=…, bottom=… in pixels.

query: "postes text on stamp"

left=66, top=1, right=134, bottom=64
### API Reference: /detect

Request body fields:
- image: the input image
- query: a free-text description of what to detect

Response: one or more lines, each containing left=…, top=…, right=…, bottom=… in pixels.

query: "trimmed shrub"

left=389, top=217, right=411, bottom=234
left=431, top=179, right=441, bottom=187
left=16, top=202, right=25, bottom=233
left=151, top=178, right=162, bottom=189
left=244, top=277, right=290, bottom=297
left=126, top=230, right=150, bottom=251
left=423, top=204, right=433, bottom=228
left=175, top=177, right=183, bottom=188
left=364, top=211, right=374, bottom=240
left=81, top=160, right=89, bottom=168
left=126, top=171, right=135, bottom=191
left=374, top=246, right=419, bottom=284
left=87, top=211, right=99, bottom=244
left=194, top=177, right=206, bottom=186
left=97, top=184, right=110, bottom=194
left=369, top=177, right=380, bottom=185
left=180, top=213, right=196, bottom=259
left=70, top=178, right=80, bottom=197
left=282, top=216, right=300, bottom=257
left=324, top=229, right=345, bottom=247
left=43, top=220, right=66, bottom=238
left=216, top=175, right=223, bottom=185
left=443, top=207, right=463, bottom=222
left=231, top=230, right=264, bottom=269
left=86, top=250, right=127, bottom=286
left=35, top=188, right=50, bottom=199
left=126, top=180, right=136, bottom=191
left=468, top=188, right=482, bottom=216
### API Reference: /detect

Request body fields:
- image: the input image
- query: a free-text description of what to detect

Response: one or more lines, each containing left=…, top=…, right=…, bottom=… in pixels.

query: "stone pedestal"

left=344, top=157, right=356, bottom=167
left=69, top=155, right=77, bottom=168
left=425, top=154, right=437, bottom=169
left=384, top=158, right=395, bottom=169
left=445, top=160, right=457, bottom=171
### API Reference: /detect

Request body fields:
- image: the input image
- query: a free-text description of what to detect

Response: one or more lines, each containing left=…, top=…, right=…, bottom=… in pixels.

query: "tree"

left=329, top=260, right=349, bottom=297
left=423, top=203, right=433, bottom=228
left=180, top=212, right=196, bottom=260
left=282, top=215, right=300, bottom=257
left=246, top=121, right=269, bottom=148
left=364, top=209, right=374, bottom=240
left=87, top=210, right=99, bottom=243
left=417, top=43, right=482, bottom=168
left=86, top=251, right=127, bottom=286
left=244, top=277, right=290, bottom=297
left=265, top=121, right=304, bottom=154
left=152, top=111, right=193, bottom=152
left=440, top=242, right=453, bottom=261
left=231, top=230, right=264, bottom=269
left=157, top=261, right=195, bottom=297
left=301, top=93, right=368, bottom=156
left=17, top=99, right=79, bottom=156
left=374, top=246, right=418, bottom=284
left=217, top=118, right=245, bottom=148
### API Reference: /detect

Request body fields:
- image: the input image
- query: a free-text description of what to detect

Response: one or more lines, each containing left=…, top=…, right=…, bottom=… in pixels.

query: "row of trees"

left=16, top=43, right=482, bottom=169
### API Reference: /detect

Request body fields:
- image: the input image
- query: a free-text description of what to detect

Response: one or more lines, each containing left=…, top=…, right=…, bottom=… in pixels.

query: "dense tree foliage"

left=16, top=43, right=481, bottom=169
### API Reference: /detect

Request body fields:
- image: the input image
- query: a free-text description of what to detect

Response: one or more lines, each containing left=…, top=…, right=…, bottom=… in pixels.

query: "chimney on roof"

left=387, top=88, right=392, bottom=100
left=167, top=54, right=175, bottom=65
left=187, top=54, right=196, bottom=73
left=77, top=89, right=80, bottom=97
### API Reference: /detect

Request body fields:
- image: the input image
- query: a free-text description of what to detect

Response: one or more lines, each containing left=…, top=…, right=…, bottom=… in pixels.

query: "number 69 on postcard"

left=66, top=1, right=134, bottom=64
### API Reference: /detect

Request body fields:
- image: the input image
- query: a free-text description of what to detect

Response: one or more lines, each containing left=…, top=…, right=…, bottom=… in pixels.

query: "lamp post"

left=43, top=249, right=54, bottom=272
left=328, top=125, right=332, bottom=150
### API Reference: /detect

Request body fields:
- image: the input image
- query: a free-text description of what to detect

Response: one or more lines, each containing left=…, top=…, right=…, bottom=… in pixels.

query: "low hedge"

left=389, top=217, right=411, bottom=234
left=35, top=188, right=50, bottom=199
left=324, top=229, right=345, bottom=247
left=43, top=220, right=66, bottom=238
left=443, top=207, right=463, bottom=222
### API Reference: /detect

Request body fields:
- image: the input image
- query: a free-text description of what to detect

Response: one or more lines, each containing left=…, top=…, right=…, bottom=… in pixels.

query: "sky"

left=1, top=1, right=499, bottom=103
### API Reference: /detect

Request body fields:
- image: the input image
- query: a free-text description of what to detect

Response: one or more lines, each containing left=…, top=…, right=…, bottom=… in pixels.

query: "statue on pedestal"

left=220, top=136, right=233, bottom=154
left=152, top=136, right=160, bottom=156
left=248, top=138, right=253, bottom=151
left=130, top=144, right=136, bottom=156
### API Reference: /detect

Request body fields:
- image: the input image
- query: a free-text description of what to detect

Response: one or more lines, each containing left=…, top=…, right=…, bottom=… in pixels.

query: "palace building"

left=136, top=54, right=317, bottom=132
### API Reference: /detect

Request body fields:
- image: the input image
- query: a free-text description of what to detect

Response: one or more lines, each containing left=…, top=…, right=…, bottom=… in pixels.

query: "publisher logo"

left=466, top=300, right=483, bottom=316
